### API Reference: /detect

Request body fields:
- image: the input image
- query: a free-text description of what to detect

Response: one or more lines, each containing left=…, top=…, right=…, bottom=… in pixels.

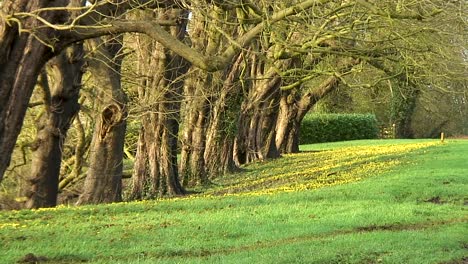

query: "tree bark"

left=25, top=43, right=84, bottom=208
left=392, top=85, right=420, bottom=139
left=179, top=69, right=212, bottom=186
left=77, top=38, right=127, bottom=204
left=178, top=6, right=229, bottom=185
left=203, top=53, right=246, bottom=178
left=130, top=9, right=189, bottom=199
left=128, top=126, right=148, bottom=200
left=275, top=89, right=302, bottom=154
left=275, top=76, right=340, bottom=153
left=233, top=58, right=286, bottom=165
left=0, top=1, right=69, bottom=182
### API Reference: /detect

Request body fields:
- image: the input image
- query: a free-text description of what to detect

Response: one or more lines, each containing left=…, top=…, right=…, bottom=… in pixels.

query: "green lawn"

left=0, top=139, right=467, bottom=264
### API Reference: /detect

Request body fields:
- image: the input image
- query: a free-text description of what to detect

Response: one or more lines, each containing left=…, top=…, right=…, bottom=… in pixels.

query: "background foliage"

left=300, top=113, right=379, bottom=144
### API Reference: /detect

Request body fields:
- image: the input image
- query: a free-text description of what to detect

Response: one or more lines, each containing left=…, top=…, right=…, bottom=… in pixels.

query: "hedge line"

left=299, top=113, right=379, bottom=144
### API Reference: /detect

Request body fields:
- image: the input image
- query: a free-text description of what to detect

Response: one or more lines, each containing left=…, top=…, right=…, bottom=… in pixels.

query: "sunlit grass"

left=0, top=139, right=466, bottom=264
left=206, top=140, right=437, bottom=196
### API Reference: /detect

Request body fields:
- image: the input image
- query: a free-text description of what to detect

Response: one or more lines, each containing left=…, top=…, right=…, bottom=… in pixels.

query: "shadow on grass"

left=17, top=253, right=89, bottom=263
left=152, top=217, right=467, bottom=259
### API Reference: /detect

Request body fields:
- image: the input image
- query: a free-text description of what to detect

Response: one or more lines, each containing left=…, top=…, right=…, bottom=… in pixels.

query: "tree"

left=0, top=0, right=75, bottom=183
left=0, top=0, right=338, bottom=184
left=0, top=0, right=177, bottom=183
left=77, top=37, right=128, bottom=204
left=277, top=0, right=467, bottom=141
left=178, top=4, right=244, bottom=184
left=26, top=43, right=84, bottom=208
left=1, top=0, right=466, bottom=207
left=130, top=8, right=189, bottom=199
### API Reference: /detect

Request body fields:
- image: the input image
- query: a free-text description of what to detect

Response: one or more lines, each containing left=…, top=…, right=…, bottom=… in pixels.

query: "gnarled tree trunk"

left=0, top=1, right=69, bottom=182
left=26, top=43, right=84, bottom=208
left=77, top=38, right=127, bottom=204
left=130, top=9, right=189, bottom=199
left=203, top=53, right=246, bottom=178
left=233, top=57, right=285, bottom=165
left=178, top=6, right=233, bottom=185
left=275, top=58, right=360, bottom=153
left=179, top=69, right=213, bottom=186
left=275, top=76, right=339, bottom=153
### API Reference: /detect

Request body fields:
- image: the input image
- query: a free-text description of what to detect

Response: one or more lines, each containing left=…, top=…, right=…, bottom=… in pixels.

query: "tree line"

left=0, top=0, right=466, bottom=209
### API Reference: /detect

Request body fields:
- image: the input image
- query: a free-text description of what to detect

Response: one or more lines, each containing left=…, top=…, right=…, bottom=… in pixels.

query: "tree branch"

left=355, top=0, right=443, bottom=20
left=64, top=0, right=333, bottom=72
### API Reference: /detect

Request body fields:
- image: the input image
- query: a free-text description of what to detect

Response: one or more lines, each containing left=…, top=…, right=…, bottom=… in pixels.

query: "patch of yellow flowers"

left=207, top=142, right=438, bottom=197
left=0, top=141, right=439, bottom=229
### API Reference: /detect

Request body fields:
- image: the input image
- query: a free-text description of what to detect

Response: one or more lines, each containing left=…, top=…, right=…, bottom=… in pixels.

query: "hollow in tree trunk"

left=77, top=38, right=127, bottom=204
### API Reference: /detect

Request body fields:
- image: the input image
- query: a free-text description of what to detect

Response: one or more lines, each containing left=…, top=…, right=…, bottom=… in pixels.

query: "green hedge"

left=299, top=113, right=379, bottom=144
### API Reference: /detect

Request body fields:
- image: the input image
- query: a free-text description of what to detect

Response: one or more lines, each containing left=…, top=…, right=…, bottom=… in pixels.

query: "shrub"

left=299, top=113, right=379, bottom=144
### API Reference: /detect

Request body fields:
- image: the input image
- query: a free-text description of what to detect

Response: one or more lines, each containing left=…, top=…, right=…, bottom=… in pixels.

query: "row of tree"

left=0, top=0, right=466, bottom=209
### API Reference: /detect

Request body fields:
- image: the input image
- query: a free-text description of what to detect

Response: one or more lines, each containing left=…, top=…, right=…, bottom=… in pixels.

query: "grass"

left=0, top=139, right=467, bottom=263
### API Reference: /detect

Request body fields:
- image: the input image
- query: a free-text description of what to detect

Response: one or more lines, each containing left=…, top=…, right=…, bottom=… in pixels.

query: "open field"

left=1, top=139, right=467, bottom=263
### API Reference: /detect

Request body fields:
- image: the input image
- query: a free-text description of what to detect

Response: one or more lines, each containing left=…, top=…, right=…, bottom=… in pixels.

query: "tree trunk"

left=233, top=60, right=284, bottom=165
left=0, top=1, right=65, bottom=182
left=275, top=76, right=340, bottom=153
left=275, top=89, right=302, bottom=154
left=77, top=38, right=127, bottom=204
left=129, top=126, right=148, bottom=200
left=179, top=69, right=212, bottom=186
left=234, top=80, right=282, bottom=165
left=392, top=86, right=420, bottom=139
left=203, top=53, right=245, bottom=178
left=178, top=6, right=232, bottom=185
left=275, top=57, right=360, bottom=153
left=26, top=43, right=84, bottom=208
left=130, top=9, right=189, bottom=199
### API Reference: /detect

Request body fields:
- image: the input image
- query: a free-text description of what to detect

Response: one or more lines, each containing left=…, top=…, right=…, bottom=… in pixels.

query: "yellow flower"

left=207, top=142, right=438, bottom=197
